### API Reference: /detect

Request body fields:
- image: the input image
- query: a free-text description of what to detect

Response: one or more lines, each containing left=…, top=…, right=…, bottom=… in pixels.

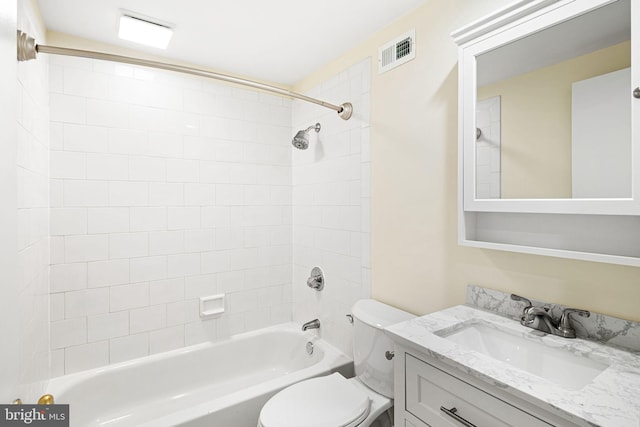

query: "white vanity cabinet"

left=394, top=345, right=580, bottom=427
left=405, top=354, right=550, bottom=426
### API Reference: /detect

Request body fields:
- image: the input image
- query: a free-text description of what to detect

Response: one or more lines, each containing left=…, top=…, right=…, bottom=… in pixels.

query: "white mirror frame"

left=455, top=0, right=640, bottom=215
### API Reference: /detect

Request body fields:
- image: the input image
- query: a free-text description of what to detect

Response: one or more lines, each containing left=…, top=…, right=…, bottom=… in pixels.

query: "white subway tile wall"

left=17, top=0, right=50, bottom=401
left=49, top=56, right=294, bottom=374
left=292, top=59, right=372, bottom=356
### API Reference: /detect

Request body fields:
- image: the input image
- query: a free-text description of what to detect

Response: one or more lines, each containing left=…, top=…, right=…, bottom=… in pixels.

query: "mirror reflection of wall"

left=572, top=68, right=631, bottom=198
left=475, top=0, right=631, bottom=200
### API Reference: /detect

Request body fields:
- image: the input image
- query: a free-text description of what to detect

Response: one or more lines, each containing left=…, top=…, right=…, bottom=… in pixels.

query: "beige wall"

left=478, top=41, right=630, bottom=199
left=294, top=0, right=640, bottom=321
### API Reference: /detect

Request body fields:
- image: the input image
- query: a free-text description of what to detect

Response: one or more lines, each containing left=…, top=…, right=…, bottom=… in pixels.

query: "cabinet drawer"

left=405, top=354, right=553, bottom=427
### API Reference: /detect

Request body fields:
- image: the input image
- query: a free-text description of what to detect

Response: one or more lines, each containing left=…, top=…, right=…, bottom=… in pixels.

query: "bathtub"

left=47, top=323, right=352, bottom=427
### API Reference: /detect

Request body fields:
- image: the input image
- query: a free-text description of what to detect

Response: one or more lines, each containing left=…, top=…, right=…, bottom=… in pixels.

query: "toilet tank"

left=351, top=299, right=414, bottom=398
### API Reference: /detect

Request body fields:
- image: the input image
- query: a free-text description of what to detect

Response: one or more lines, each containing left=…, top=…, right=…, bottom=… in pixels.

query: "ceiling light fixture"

left=118, top=14, right=173, bottom=49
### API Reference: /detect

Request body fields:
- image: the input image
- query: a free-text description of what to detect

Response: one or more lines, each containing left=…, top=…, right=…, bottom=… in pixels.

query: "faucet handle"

left=511, top=294, right=534, bottom=325
left=510, top=294, right=532, bottom=307
left=558, top=308, right=590, bottom=338
left=306, top=267, right=324, bottom=291
left=559, top=308, right=590, bottom=328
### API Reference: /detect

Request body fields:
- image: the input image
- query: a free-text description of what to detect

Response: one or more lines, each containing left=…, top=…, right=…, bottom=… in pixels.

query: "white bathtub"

left=47, top=323, right=352, bottom=427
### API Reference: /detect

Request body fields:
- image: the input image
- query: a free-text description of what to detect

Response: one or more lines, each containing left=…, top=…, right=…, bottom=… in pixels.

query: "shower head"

left=292, top=131, right=310, bottom=150
left=292, top=123, right=321, bottom=150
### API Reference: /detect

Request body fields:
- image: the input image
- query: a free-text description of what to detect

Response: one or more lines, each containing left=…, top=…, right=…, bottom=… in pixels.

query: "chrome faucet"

left=511, top=294, right=590, bottom=338
left=301, top=319, right=320, bottom=331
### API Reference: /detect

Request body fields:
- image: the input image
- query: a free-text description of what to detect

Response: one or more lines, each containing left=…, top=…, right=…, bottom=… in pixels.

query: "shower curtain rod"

left=16, top=30, right=353, bottom=120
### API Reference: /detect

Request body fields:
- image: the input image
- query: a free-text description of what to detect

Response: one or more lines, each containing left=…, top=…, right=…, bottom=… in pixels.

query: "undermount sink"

left=438, top=321, right=609, bottom=390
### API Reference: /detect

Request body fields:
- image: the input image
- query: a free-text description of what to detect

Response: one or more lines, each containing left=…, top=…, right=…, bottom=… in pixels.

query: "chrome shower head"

left=292, top=130, right=309, bottom=150
left=292, top=123, right=321, bottom=150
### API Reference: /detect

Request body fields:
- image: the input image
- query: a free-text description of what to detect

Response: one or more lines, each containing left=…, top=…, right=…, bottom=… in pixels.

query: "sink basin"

left=438, top=322, right=609, bottom=390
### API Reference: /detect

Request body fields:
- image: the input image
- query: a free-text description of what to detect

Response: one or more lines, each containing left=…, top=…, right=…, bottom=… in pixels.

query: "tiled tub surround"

left=48, top=54, right=372, bottom=375
left=387, top=293, right=640, bottom=426
left=17, top=0, right=51, bottom=401
left=291, top=58, right=371, bottom=356
left=49, top=56, right=294, bottom=375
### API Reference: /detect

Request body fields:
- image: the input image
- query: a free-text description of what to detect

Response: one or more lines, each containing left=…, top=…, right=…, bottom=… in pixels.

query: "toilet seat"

left=258, top=373, right=371, bottom=427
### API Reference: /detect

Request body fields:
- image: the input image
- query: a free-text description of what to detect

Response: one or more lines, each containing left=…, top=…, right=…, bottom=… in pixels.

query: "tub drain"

left=306, top=341, right=314, bottom=355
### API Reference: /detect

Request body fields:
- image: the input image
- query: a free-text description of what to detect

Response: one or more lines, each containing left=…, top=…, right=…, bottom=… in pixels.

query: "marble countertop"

left=386, top=305, right=640, bottom=427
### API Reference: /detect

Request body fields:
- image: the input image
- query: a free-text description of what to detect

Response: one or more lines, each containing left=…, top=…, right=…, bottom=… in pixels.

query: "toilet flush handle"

left=385, top=350, right=395, bottom=360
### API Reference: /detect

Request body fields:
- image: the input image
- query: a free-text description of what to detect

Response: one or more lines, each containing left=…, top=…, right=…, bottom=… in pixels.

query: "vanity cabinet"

left=453, top=0, right=640, bottom=266
left=405, top=354, right=550, bottom=426
left=394, top=344, right=580, bottom=427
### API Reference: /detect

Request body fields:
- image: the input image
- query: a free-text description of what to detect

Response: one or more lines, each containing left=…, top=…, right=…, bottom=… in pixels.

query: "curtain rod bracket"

left=338, top=102, right=353, bottom=120
left=16, top=30, right=353, bottom=121
left=17, top=30, right=37, bottom=61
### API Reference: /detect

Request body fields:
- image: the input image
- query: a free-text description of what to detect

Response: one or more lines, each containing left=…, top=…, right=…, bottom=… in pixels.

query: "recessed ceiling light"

left=118, top=14, right=173, bottom=49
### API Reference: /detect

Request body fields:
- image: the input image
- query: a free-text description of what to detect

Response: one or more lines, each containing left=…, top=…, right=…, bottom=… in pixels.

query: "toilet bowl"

left=257, top=299, right=414, bottom=427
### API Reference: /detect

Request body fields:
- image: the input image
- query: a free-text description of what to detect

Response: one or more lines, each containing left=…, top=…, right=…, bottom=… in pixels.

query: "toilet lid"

left=259, top=373, right=371, bottom=427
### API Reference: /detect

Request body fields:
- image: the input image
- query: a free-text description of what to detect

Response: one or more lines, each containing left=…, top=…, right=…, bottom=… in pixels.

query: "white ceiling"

left=36, top=0, right=426, bottom=85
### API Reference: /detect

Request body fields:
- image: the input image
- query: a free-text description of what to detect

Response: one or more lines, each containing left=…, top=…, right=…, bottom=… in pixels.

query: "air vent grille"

left=396, top=37, right=412, bottom=59
left=378, top=29, right=416, bottom=74
left=381, top=46, right=395, bottom=68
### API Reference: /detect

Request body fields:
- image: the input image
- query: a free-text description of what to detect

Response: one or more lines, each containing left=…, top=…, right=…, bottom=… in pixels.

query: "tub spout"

left=302, top=319, right=320, bottom=331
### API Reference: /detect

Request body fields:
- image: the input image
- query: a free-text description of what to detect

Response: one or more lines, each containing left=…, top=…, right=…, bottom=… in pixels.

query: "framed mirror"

left=458, top=0, right=640, bottom=214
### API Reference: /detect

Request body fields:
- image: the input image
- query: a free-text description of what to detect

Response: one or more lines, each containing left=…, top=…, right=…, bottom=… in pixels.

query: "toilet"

left=258, top=299, right=415, bottom=427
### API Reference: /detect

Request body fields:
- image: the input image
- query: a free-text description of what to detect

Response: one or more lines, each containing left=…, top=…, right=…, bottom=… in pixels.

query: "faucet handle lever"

left=559, top=308, right=590, bottom=328
left=510, top=293, right=532, bottom=306
left=511, top=294, right=540, bottom=326
left=306, top=267, right=324, bottom=291
left=557, top=308, right=590, bottom=338
left=510, top=294, right=532, bottom=310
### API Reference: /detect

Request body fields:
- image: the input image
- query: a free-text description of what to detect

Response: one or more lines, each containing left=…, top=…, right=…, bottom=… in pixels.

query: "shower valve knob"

left=306, top=267, right=324, bottom=291
left=634, top=87, right=640, bottom=99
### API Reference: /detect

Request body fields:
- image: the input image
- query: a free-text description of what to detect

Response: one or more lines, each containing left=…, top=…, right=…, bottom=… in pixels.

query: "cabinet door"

left=405, top=354, right=553, bottom=427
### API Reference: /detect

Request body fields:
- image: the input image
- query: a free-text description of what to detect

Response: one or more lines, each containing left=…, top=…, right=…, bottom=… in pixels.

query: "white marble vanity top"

left=386, top=305, right=640, bottom=427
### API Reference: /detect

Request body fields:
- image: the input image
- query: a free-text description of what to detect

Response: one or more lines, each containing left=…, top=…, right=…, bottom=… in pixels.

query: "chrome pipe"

left=17, top=31, right=353, bottom=120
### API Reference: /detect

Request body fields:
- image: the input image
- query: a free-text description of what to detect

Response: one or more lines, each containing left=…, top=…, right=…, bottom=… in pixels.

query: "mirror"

left=475, top=0, right=631, bottom=199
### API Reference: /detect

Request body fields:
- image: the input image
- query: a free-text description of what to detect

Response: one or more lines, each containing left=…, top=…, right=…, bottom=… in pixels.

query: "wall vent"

left=378, top=29, right=416, bottom=74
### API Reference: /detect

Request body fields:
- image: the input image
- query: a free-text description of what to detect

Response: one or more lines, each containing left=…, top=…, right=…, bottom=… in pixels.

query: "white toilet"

left=258, top=299, right=414, bottom=427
